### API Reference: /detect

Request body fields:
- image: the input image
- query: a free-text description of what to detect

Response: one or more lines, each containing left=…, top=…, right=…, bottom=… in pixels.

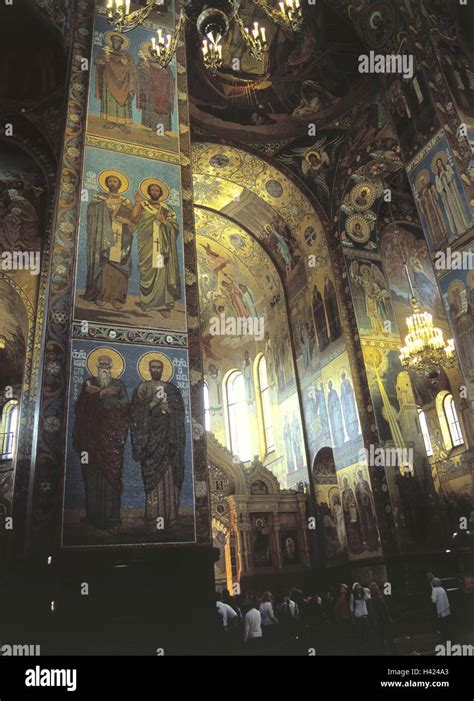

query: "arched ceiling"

left=196, top=208, right=283, bottom=335
left=192, top=142, right=331, bottom=291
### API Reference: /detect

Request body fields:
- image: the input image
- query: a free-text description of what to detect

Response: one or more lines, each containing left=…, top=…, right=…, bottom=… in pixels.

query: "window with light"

left=0, top=400, right=19, bottom=461
left=203, top=382, right=211, bottom=431
left=226, top=371, right=252, bottom=462
left=418, top=409, right=433, bottom=457
left=443, top=393, right=464, bottom=448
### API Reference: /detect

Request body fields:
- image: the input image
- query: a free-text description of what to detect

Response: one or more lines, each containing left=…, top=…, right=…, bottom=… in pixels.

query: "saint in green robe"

left=136, top=201, right=181, bottom=311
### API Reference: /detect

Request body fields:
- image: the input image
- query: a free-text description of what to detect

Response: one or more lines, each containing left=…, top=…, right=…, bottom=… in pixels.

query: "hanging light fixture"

left=105, top=0, right=301, bottom=71
left=106, top=0, right=157, bottom=32
left=399, top=265, right=455, bottom=376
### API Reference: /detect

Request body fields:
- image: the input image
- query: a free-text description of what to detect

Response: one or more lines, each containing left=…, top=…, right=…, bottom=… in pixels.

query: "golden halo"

left=305, top=150, right=321, bottom=163
left=339, top=367, right=350, bottom=382
left=364, top=346, right=383, bottom=369
left=346, top=214, right=371, bottom=243
left=447, top=279, right=466, bottom=302
left=349, top=182, right=376, bottom=212
left=139, top=178, right=169, bottom=201
left=103, top=30, right=130, bottom=50
left=415, top=169, right=431, bottom=191
left=139, top=40, right=156, bottom=59
left=137, top=352, right=174, bottom=382
left=431, top=150, right=449, bottom=174
left=86, top=347, right=125, bottom=378
left=98, top=169, right=129, bottom=194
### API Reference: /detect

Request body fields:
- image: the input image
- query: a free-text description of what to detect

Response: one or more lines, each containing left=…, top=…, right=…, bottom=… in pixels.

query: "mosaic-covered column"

left=26, top=0, right=212, bottom=559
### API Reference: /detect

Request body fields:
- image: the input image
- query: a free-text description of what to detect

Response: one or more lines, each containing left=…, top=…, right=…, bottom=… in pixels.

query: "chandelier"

left=399, top=296, right=455, bottom=376
left=106, top=0, right=302, bottom=72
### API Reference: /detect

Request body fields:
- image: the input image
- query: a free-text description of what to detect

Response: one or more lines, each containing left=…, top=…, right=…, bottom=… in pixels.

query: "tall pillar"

left=15, top=0, right=215, bottom=650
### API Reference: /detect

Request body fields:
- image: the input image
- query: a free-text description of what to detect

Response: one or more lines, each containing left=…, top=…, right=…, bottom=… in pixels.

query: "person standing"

left=333, top=584, right=353, bottom=653
left=369, top=581, right=394, bottom=653
left=259, top=592, right=278, bottom=646
left=350, top=582, right=371, bottom=650
left=431, top=578, right=452, bottom=643
left=244, top=598, right=263, bottom=651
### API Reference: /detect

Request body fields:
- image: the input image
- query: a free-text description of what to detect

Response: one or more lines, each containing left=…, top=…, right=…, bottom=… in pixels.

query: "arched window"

left=0, top=400, right=19, bottom=460
left=257, top=356, right=275, bottom=454
left=226, top=371, right=252, bottom=462
left=443, top=393, right=464, bottom=448
left=203, top=383, right=211, bottom=431
left=418, top=410, right=433, bottom=457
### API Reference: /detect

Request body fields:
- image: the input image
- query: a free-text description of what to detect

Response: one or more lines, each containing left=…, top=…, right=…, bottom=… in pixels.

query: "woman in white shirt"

left=350, top=582, right=371, bottom=650
left=244, top=597, right=263, bottom=651
left=259, top=591, right=278, bottom=643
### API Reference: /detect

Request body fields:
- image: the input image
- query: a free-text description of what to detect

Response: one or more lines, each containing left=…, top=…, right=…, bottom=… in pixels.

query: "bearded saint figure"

left=130, top=359, right=185, bottom=530
left=72, top=354, right=130, bottom=530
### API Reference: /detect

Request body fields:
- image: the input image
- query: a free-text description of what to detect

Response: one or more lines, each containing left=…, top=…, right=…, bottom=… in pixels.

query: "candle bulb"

left=279, top=1, right=285, bottom=11
left=260, top=26, right=266, bottom=43
left=151, top=36, right=156, bottom=50
left=125, top=0, right=130, bottom=13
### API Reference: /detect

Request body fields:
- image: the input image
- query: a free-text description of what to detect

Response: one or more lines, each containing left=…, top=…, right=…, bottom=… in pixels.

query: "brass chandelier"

left=106, top=0, right=302, bottom=72
left=399, top=266, right=455, bottom=376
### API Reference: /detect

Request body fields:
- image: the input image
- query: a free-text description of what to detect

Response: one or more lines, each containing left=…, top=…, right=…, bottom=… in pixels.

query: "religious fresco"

left=315, top=485, right=347, bottom=562
left=438, top=260, right=474, bottom=386
left=277, top=394, right=307, bottom=487
left=63, top=340, right=195, bottom=546
left=386, top=67, right=439, bottom=159
left=280, top=531, right=300, bottom=565
left=250, top=513, right=272, bottom=568
left=30, top=0, right=211, bottom=550
left=73, top=146, right=185, bottom=331
left=379, top=221, right=446, bottom=324
left=347, top=255, right=398, bottom=340
left=0, top=143, right=47, bottom=254
left=407, top=132, right=473, bottom=250
left=432, top=31, right=474, bottom=124
left=275, top=131, right=346, bottom=214
left=87, top=10, right=179, bottom=157
left=312, top=447, right=347, bottom=564
left=319, top=352, right=363, bottom=461
left=337, top=462, right=382, bottom=559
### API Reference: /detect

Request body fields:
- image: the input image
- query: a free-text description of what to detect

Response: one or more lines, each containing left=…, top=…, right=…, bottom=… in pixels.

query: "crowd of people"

left=215, top=576, right=453, bottom=655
